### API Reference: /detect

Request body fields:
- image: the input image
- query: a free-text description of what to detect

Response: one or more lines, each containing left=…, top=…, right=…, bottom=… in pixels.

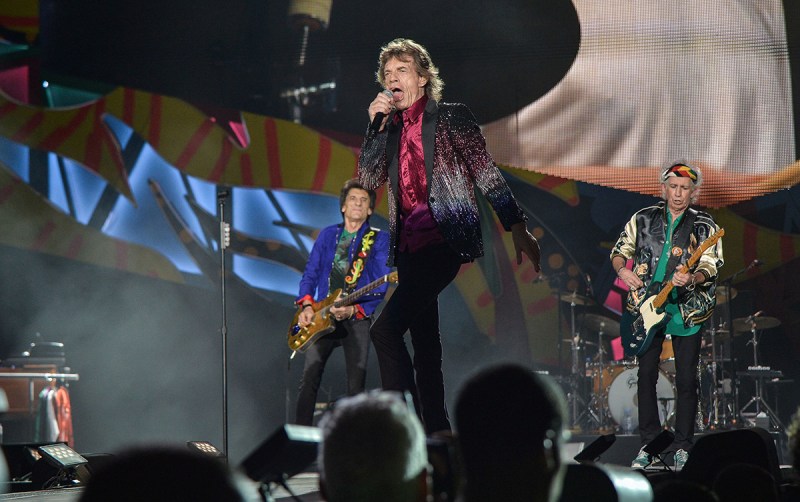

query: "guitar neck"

left=651, top=228, right=723, bottom=309
left=653, top=282, right=676, bottom=309
left=333, top=273, right=391, bottom=308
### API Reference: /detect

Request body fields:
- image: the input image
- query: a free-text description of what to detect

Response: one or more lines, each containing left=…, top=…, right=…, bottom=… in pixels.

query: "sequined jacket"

left=358, top=99, right=526, bottom=265
left=610, top=202, right=724, bottom=327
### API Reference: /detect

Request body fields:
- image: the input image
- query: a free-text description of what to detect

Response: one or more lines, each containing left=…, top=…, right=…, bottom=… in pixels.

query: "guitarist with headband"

left=293, top=178, right=392, bottom=426
left=610, top=162, right=724, bottom=470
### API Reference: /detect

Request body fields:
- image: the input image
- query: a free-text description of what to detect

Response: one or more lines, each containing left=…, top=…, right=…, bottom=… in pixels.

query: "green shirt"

left=652, top=211, right=701, bottom=337
left=329, top=229, right=356, bottom=291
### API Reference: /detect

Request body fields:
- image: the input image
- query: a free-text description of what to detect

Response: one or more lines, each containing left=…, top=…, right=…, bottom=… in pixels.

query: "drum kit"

left=556, top=285, right=785, bottom=435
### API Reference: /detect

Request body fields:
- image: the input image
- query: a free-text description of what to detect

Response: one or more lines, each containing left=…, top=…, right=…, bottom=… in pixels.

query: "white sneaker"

left=675, top=448, right=689, bottom=470
left=631, top=447, right=652, bottom=469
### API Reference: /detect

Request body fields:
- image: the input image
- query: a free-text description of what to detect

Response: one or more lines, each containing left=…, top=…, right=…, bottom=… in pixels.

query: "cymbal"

left=561, top=338, right=597, bottom=347
left=704, top=329, right=734, bottom=342
left=700, top=356, right=732, bottom=363
left=732, top=316, right=781, bottom=332
left=557, top=291, right=595, bottom=306
left=579, top=313, right=621, bottom=338
left=715, top=286, right=737, bottom=305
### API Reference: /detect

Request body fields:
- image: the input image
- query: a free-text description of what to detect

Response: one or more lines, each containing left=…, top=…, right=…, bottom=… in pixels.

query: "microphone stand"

left=218, top=189, right=231, bottom=460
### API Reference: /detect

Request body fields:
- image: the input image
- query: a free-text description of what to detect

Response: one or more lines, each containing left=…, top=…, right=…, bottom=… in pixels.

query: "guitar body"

left=624, top=227, right=724, bottom=357
left=287, top=290, right=341, bottom=353
left=287, top=271, right=399, bottom=353
left=628, top=295, right=670, bottom=357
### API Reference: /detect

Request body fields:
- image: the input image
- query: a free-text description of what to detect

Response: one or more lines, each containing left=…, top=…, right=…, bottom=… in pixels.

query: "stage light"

left=186, top=441, right=226, bottom=459
left=38, top=444, right=88, bottom=469
left=32, top=443, right=88, bottom=490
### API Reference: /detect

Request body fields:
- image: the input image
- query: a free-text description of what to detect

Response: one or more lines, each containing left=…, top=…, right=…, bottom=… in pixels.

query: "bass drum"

left=607, top=367, right=675, bottom=430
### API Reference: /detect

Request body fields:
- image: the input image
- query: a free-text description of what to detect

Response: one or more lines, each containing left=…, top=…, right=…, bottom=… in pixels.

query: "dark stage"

left=0, top=428, right=795, bottom=501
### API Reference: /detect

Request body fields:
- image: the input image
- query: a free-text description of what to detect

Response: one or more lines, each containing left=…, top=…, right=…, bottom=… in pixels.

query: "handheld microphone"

left=368, top=89, right=395, bottom=136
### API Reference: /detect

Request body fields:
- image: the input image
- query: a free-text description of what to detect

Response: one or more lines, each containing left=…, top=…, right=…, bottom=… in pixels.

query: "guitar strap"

left=343, top=228, right=380, bottom=294
left=662, top=208, right=698, bottom=285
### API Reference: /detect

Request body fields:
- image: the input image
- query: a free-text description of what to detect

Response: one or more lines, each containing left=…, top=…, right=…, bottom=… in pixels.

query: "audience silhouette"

left=317, top=391, right=430, bottom=502
left=454, top=363, right=567, bottom=502
left=78, top=445, right=255, bottom=502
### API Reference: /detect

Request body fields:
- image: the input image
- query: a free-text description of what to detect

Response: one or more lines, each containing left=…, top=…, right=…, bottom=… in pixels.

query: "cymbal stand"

left=567, top=294, right=584, bottom=429
left=566, top=293, right=599, bottom=431
left=739, top=322, right=785, bottom=431
left=706, top=324, right=723, bottom=429
left=719, top=262, right=754, bottom=425
left=592, top=327, right=609, bottom=431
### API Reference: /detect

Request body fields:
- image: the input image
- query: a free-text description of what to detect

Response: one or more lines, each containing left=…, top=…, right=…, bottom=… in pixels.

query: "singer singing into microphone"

left=358, top=38, right=540, bottom=434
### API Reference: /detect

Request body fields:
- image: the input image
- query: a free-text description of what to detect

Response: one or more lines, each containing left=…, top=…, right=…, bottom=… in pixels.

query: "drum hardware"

left=597, top=365, right=675, bottom=432
left=589, top=320, right=612, bottom=432
left=737, top=313, right=785, bottom=431
left=732, top=315, right=780, bottom=333
left=577, top=313, right=623, bottom=432
left=705, top=323, right=724, bottom=430
left=657, top=396, right=676, bottom=429
left=715, top=285, right=737, bottom=305
left=558, top=290, right=596, bottom=307
left=718, top=261, right=757, bottom=425
left=659, top=336, right=676, bottom=375
left=561, top=290, right=600, bottom=431
left=704, top=328, right=731, bottom=343
left=578, top=314, right=620, bottom=339
left=562, top=339, right=597, bottom=347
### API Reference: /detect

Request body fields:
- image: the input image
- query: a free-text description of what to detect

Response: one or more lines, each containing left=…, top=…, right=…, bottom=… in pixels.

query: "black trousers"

left=637, top=330, right=702, bottom=450
left=295, top=318, right=371, bottom=426
left=369, top=243, right=462, bottom=434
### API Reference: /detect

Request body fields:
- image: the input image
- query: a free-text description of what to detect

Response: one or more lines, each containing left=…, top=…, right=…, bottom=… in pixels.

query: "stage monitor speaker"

left=559, top=463, right=653, bottom=502
left=643, top=429, right=674, bottom=457
left=0, top=443, right=45, bottom=482
left=574, top=433, right=616, bottom=464
left=681, top=427, right=781, bottom=488
left=240, top=424, right=321, bottom=485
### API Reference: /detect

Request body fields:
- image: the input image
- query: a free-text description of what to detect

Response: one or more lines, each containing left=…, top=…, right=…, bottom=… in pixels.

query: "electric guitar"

left=287, top=271, right=398, bottom=353
left=626, top=228, right=724, bottom=357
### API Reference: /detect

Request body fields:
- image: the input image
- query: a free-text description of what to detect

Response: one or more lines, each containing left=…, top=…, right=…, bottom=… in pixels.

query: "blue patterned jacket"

left=358, top=99, right=526, bottom=265
left=296, top=220, right=391, bottom=317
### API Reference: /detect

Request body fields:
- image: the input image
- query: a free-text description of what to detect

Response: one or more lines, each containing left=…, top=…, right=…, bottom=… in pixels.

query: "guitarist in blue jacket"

left=610, top=162, right=724, bottom=470
left=293, top=178, right=392, bottom=426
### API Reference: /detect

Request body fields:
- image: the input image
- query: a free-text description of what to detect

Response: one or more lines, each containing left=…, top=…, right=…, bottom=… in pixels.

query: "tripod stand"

left=581, top=313, right=620, bottom=433
left=738, top=314, right=785, bottom=431
left=704, top=322, right=727, bottom=430
left=563, top=291, right=600, bottom=431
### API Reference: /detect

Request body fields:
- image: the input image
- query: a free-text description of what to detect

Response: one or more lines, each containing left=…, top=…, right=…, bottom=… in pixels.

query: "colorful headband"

left=662, top=164, right=698, bottom=183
